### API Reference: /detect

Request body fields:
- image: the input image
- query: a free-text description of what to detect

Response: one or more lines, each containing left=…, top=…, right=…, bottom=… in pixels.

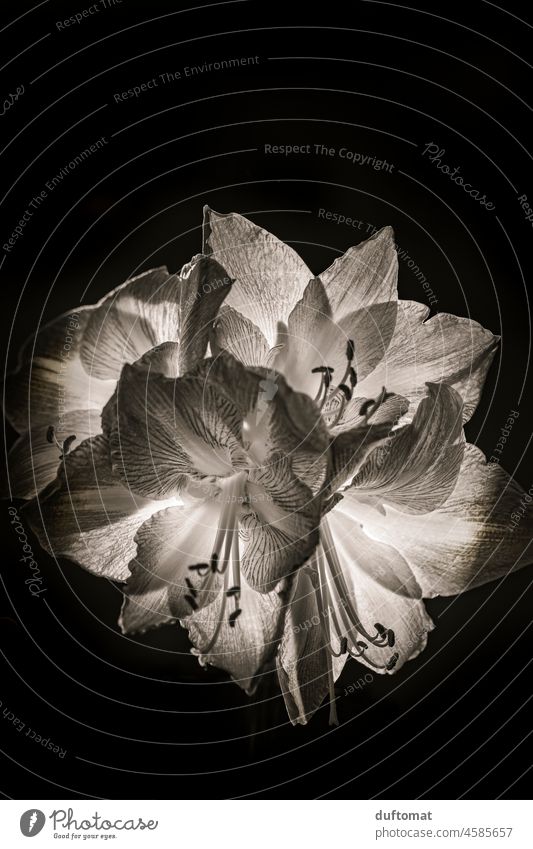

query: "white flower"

left=5, top=208, right=531, bottom=725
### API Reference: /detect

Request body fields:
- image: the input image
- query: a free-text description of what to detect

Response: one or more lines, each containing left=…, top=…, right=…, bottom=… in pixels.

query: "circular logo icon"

left=20, top=810, right=46, bottom=837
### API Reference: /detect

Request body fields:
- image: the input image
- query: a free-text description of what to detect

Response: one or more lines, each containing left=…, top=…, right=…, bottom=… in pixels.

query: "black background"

left=0, top=0, right=532, bottom=799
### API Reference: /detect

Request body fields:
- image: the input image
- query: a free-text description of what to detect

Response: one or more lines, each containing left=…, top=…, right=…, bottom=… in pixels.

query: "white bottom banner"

left=0, top=799, right=530, bottom=848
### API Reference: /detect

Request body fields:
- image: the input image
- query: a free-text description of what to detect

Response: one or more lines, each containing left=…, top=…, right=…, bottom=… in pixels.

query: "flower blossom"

left=4, top=208, right=532, bottom=725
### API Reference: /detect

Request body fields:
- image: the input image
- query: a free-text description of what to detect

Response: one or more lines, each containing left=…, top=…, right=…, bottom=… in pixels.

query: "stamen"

left=313, top=366, right=334, bottom=405
left=360, top=387, right=395, bottom=420
left=185, top=578, right=198, bottom=597
left=319, top=518, right=398, bottom=671
left=346, top=339, right=355, bottom=362
left=322, top=342, right=357, bottom=427
left=194, top=473, right=246, bottom=653
left=386, top=652, right=399, bottom=671
left=46, top=425, right=64, bottom=454
left=60, top=434, right=77, bottom=458
left=228, top=609, right=242, bottom=628
left=359, top=398, right=375, bottom=418
left=188, top=563, right=210, bottom=576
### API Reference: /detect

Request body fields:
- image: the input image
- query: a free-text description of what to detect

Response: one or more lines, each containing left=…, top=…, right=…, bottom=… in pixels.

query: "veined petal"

left=103, top=355, right=259, bottom=499
left=250, top=368, right=330, bottom=493
left=327, top=422, right=396, bottom=496
left=277, top=569, right=347, bottom=725
left=120, top=500, right=224, bottom=634
left=80, top=258, right=232, bottom=381
left=203, top=207, right=313, bottom=346
left=5, top=409, right=100, bottom=500
left=211, top=305, right=270, bottom=367
left=357, top=301, right=499, bottom=422
left=319, top=226, right=398, bottom=318
left=5, top=309, right=115, bottom=434
left=183, top=575, right=292, bottom=694
left=356, top=443, right=533, bottom=597
left=175, top=254, right=234, bottom=374
left=23, top=435, right=172, bottom=581
left=352, top=383, right=465, bottom=513
left=241, top=454, right=321, bottom=593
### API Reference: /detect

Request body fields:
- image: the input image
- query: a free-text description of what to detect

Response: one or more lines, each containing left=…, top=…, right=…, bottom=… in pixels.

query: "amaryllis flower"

left=5, top=255, right=231, bottom=500
left=4, top=208, right=532, bottom=726
left=202, top=208, right=533, bottom=724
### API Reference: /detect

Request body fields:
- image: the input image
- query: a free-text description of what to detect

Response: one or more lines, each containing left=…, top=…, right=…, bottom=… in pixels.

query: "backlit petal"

left=23, top=435, right=170, bottom=580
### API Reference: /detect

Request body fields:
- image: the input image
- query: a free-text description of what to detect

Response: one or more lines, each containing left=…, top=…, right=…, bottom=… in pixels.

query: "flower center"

left=185, top=472, right=247, bottom=651
left=312, top=340, right=358, bottom=428
left=313, top=516, right=398, bottom=726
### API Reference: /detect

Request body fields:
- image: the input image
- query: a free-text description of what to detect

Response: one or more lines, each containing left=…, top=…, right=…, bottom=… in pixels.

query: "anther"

left=387, top=629, right=395, bottom=647
left=228, top=609, right=242, bottom=627
left=349, top=367, right=358, bottom=388
left=189, top=563, right=210, bottom=576
left=359, top=398, right=375, bottom=417
left=346, top=339, right=355, bottom=362
left=226, top=586, right=241, bottom=597
left=338, top=384, right=352, bottom=401
left=60, top=434, right=77, bottom=458
left=356, top=641, right=368, bottom=651
left=46, top=424, right=64, bottom=453
left=339, top=636, right=348, bottom=655
left=185, top=578, right=197, bottom=597
left=386, top=652, right=399, bottom=671
left=374, top=623, right=386, bottom=636
left=210, top=552, right=219, bottom=573
left=185, top=594, right=198, bottom=611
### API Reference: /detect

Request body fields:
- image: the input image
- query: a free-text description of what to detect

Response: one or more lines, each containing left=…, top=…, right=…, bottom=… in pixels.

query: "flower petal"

left=80, top=258, right=232, bottom=381
left=276, top=569, right=347, bottom=725
left=211, top=305, right=270, bottom=367
left=103, top=355, right=258, bottom=499
left=327, top=422, right=396, bottom=496
left=352, top=382, right=465, bottom=513
left=183, top=575, right=292, bottom=694
left=120, top=501, right=224, bottom=634
left=5, top=309, right=115, bottom=434
left=23, top=435, right=171, bottom=580
left=5, top=409, right=100, bottom=500
left=203, top=207, right=313, bottom=346
left=241, top=454, right=322, bottom=593
left=251, top=368, right=330, bottom=494
left=319, top=226, right=398, bottom=318
left=356, top=443, right=533, bottom=597
left=358, top=301, right=499, bottom=422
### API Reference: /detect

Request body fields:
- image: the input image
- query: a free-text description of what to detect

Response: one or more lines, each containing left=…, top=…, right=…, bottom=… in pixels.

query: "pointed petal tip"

left=367, top=224, right=395, bottom=247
